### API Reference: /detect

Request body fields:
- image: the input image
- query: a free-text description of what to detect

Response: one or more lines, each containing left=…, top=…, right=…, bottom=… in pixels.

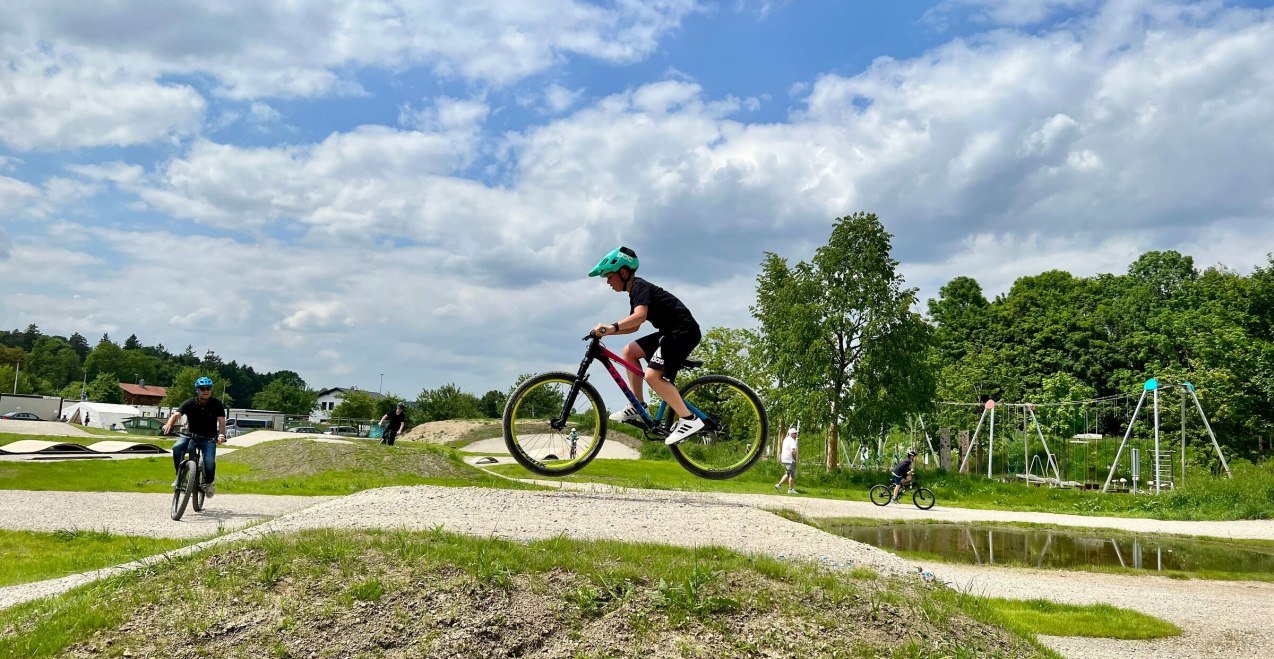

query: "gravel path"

left=0, top=484, right=1269, bottom=659
left=0, top=490, right=332, bottom=539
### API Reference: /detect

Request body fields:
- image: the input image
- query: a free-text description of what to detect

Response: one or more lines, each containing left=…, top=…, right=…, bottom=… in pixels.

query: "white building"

left=310, top=387, right=386, bottom=423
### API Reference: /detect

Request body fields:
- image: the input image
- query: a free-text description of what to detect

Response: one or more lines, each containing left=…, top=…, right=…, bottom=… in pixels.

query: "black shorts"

left=634, top=327, right=701, bottom=382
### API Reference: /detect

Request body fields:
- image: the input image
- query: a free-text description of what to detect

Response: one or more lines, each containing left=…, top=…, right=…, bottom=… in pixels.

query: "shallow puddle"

left=826, top=522, right=1274, bottom=577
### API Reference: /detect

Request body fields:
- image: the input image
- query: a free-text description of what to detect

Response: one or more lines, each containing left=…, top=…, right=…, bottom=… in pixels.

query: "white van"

left=225, top=417, right=271, bottom=437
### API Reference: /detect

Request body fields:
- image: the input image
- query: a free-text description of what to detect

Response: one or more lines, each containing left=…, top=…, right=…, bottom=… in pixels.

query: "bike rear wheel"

left=869, top=484, right=893, bottom=506
left=665, top=375, right=768, bottom=480
left=913, top=487, right=936, bottom=510
left=170, top=460, right=196, bottom=520
left=502, top=372, right=607, bottom=476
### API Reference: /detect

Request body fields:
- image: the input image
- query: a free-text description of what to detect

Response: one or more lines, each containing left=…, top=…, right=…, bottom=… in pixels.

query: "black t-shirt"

left=179, top=397, right=227, bottom=437
left=892, top=458, right=914, bottom=478
left=386, top=409, right=407, bottom=431
left=629, top=277, right=698, bottom=334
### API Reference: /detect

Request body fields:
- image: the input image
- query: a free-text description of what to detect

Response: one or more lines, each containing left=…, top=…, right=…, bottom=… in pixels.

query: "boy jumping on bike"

left=162, top=376, right=227, bottom=497
left=890, top=449, right=917, bottom=502
left=589, top=246, right=705, bottom=445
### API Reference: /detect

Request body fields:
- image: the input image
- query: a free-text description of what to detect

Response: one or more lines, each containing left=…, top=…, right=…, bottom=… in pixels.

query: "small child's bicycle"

left=869, top=478, right=936, bottom=510
left=502, top=333, right=768, bottom=479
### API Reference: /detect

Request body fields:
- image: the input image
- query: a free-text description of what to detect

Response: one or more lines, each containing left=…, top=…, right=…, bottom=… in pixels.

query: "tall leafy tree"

left=416, top=383, right=483, bottom=421
left=753, top=212, right=934, bottom=469
left=252, top=378, right=319, bottom=415
left=330, top=390, right=381, bottom=421
left=479, top=390, right=507, bottom=418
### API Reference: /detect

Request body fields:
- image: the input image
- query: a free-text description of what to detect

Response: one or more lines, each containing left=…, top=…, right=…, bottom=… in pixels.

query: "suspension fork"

left=553, top=343, right=599, bottom=429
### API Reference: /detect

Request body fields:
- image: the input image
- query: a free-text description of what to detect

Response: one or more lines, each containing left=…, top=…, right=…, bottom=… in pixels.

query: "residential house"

left=311, top=387, right=386, bottom=423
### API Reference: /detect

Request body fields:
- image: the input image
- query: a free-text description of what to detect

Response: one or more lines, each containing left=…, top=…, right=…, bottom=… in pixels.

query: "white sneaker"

left=664, top=416, right=705, bottom=445
left=203, top=483, right=215, bottom=498
left=608, top=404, right=645, bottom=423
left=171, top=478, right=180, bottom=490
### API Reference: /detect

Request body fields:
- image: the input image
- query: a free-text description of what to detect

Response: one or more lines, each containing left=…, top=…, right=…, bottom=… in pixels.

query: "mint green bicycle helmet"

left=589, top=246, right=639, bottom=277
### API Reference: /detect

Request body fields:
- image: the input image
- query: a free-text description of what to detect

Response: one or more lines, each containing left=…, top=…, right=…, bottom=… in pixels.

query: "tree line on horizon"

left=4, top=214, right=1270, bottom=465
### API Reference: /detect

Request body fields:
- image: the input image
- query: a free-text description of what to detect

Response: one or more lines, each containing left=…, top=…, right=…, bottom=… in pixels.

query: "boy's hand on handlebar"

left=591, top=323, right=611, bottom=336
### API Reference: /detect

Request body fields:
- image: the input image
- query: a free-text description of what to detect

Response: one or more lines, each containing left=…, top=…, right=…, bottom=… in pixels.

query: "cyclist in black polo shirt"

left=890, top=450, right=917, bottom=502
left=590, top=246, right=704, bottom=445
left=162, top=376, right=227, bottom=497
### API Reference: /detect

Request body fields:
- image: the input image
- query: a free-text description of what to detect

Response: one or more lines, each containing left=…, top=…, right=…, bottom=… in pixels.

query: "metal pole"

left=1103, top=388, right=1148, bottom=492
left=12, top=362, right=17, bottom=394
left=1153, top=385, right=1161, bottom=494
left=1186, top=383, right=1232, bottom=478
left=988, top=404, right=996, bottom=478
left=917, top=415, right=939, bottom=465
left=379, top=373, right=384, bottom=394
left=1028, top=406, right=1062, bottom=483
left=959, top=405, right=989, bottom=473
left=1181, top=387, right=1187, bottom=489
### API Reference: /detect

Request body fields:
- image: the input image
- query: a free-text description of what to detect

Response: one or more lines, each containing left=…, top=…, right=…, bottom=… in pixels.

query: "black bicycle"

left=870, top=478, right=936, bottom=510
left=502, top=333, right=768, bottom=479
left=170, top=433, right=213, bottom=521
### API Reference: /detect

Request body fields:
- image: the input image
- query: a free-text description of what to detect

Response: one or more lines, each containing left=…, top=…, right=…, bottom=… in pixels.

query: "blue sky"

left=2, top=0, right=1273, bottom=406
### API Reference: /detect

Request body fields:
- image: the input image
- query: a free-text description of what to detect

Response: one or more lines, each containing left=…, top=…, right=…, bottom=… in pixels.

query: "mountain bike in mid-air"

left=502, top=333, right=768, bottom=479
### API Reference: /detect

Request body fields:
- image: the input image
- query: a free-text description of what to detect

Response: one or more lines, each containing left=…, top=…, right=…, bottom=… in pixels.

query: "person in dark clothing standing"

left=379, top=402, right=407, bottom=446
left=890, top=450, right=917, bottom=502
left=589, top=246, right=704, bottom=446
left=163, top=376, right=227, bottom=497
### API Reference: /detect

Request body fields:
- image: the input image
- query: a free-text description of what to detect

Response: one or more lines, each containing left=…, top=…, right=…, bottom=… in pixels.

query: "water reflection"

left=827, top=523, right=1274, bottom=576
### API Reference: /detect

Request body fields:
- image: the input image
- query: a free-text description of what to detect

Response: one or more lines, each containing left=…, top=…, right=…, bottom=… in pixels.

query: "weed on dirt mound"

left=2, top=528, right=1051, bottom=658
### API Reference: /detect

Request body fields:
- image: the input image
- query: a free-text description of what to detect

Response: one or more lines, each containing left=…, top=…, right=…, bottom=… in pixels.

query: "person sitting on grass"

left=890, top=449, right=917, bottom=502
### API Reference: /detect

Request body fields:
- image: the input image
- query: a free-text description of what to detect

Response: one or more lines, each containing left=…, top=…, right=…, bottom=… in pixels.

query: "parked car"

left=323, top=425, right=360, bottom=437
left=1, top=411, right=43, bottom=421
left=287, top=426, right=322, bottom=434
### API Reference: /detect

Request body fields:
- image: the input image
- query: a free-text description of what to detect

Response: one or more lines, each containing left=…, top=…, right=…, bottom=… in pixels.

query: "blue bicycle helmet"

left=195, top=376, right=214, bottom=390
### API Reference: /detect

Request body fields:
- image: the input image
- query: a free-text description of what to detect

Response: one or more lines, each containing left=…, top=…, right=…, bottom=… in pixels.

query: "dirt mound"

left=399, top=419, right=500, bottom=445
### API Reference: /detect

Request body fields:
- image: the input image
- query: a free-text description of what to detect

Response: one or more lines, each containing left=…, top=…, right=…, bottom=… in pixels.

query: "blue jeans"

left=172, top=435, right=217, bottom=484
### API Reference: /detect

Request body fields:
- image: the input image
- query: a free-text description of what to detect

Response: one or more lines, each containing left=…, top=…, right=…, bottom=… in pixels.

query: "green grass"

left=0, top=438, right=535, bottom=495
left=974, top=597, right=1181, bottom=640
left=488, top=453, right=1274, bottom=521
left=0, top=529, right=193, bottom=588
left=0, top=528, right=1062, bottom=658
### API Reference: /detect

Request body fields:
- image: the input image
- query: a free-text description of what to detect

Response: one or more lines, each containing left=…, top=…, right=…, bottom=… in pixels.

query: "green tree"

left=252, top=378, right=319, bottom=415
left=85, top=372, right=124, bottom=404
left=416, top=383, right=482, bottom=421
left=163, top=368, right=233, bottom=407
left=83, top=336, right=124, bottom=381
left=330, top=390, right=380, bottom=420
left=478, top=390, right=507, bottom=418
left=753, top=212, right=934, bottom=469
left=68, top=333, right=90, bottom=361
left=30, top=336, right=81, bottom=390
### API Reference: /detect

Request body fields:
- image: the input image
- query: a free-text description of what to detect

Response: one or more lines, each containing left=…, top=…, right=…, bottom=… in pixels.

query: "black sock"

left=681, top=414, right=695, bottom=420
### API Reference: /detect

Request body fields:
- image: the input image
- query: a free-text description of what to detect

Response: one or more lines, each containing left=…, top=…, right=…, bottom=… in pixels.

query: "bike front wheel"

left=666, top=375, right=768, bottom=480
left=502, top=372, right=607, bottom=476
left=192, top=469, right=206, bottom=512
left=913, top=487, right=936, bottom=510
left=170, top=460, right=196, bottom=520
left=869, top=484, right=893, bottom=506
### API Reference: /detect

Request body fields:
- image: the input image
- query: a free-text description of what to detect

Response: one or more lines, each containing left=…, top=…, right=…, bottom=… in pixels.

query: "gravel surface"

left=0, top=484, right=1270, bottom=659
left=0, top=419, right=94, bottom=437
left=0, top=490, right=331, bottom=539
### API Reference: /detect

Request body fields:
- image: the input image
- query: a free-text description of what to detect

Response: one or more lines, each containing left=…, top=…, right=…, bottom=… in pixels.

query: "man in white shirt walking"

left=774, top=427, right=799, bottom=494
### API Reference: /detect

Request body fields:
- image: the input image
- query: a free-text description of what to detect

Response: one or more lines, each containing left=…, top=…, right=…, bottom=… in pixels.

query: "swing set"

left=940, top=377, right=1230, bottom=494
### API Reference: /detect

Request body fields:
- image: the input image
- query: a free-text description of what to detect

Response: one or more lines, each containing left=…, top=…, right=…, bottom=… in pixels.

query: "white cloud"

left=7, top=0, right=1274, bottom=398
left=0, top=46, right=205, bottom=151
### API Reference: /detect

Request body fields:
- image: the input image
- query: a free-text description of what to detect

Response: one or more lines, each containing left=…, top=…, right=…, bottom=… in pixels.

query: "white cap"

left=787, top=427, right=798, bottom=436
